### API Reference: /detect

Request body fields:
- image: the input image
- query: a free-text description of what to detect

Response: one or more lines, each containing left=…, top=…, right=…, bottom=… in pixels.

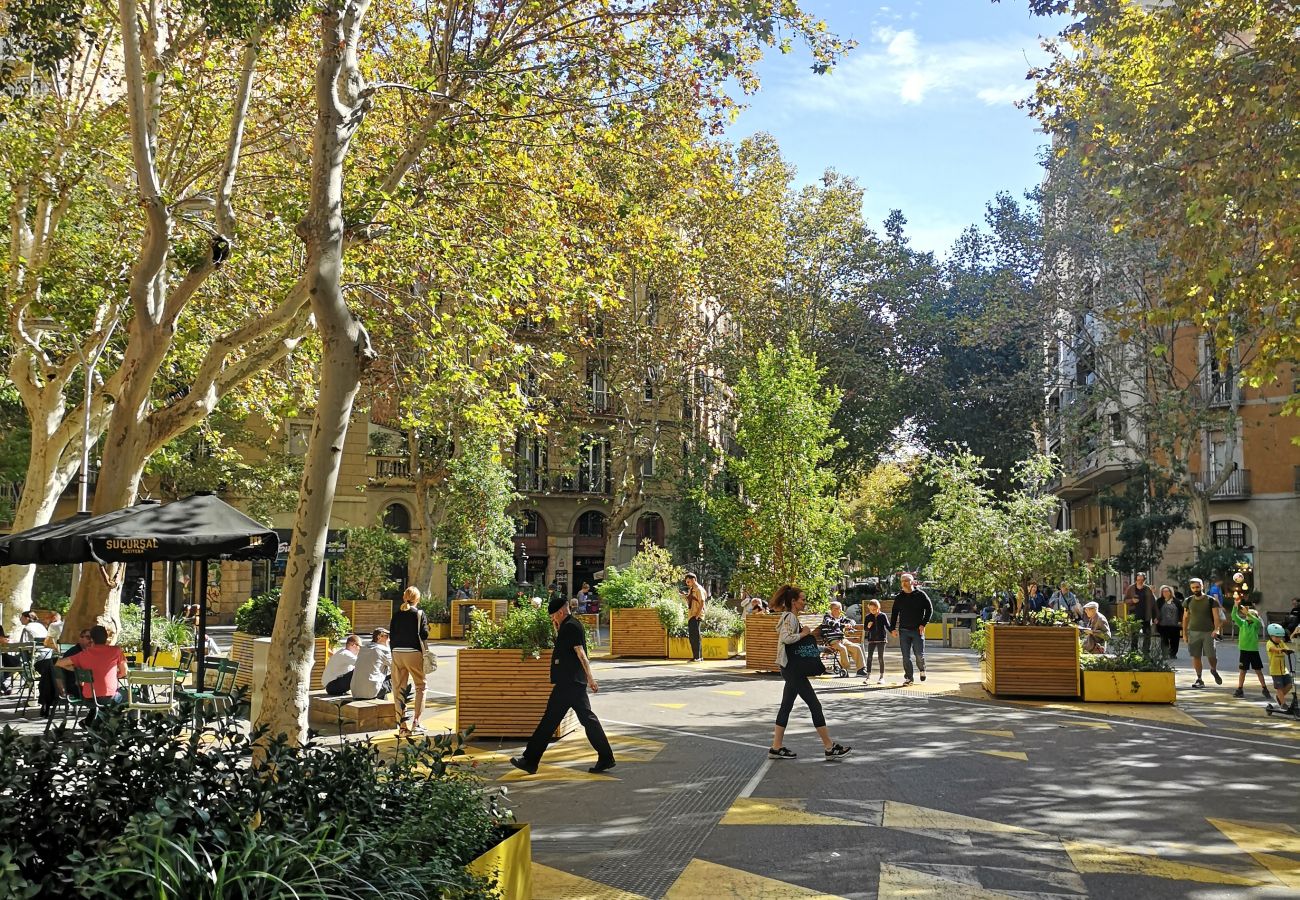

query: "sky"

left=728, top=0, right=1062, bottom=256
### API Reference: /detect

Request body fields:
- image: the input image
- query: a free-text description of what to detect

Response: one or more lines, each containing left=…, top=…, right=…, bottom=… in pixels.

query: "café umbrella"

left=0, top=492, right=277, bottom=688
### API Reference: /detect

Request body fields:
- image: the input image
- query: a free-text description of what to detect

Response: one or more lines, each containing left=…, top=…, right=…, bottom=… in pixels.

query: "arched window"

left=1210, top=520, right=1251, bottom=549
left=517, top=510, right=540, bottom=537
left=576, top=511, right=606, bottom=538
left=382, top=503, right=411, bottom=533
left=636, top=512, right=665, bottom=548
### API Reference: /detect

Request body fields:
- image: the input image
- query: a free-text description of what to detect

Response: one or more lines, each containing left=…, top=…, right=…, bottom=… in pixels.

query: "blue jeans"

left=898, top=628, right=925, bottom=681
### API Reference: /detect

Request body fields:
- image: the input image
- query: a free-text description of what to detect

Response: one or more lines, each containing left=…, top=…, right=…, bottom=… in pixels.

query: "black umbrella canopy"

left=0, top=504, right=160, bottom=567
left=78, top=492, right=278, bottom=564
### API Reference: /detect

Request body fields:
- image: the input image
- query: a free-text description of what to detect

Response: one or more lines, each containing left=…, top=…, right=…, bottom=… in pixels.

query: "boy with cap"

left=1231, top=595, right=1270, bottom=699
left=512, top=595, right=615, bottom=775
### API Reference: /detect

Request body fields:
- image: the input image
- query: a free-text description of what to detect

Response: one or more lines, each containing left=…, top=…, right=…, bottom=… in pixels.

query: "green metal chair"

left=178, top=659, right=239, bottom=726
left=57, top=668, right=101, bottom=731
left=125, top=669, right=180, bottom=723
left=0, top=641, right=39, bottom=710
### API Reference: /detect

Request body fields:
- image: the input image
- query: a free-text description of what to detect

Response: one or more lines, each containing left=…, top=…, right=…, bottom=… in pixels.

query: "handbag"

left=782, top=614, right=826, bottom=677
left=423, top=643, right=439, bottom=673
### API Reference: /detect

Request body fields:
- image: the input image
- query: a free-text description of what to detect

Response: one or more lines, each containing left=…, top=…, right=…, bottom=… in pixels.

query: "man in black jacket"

left=888, top=573, right=933, bottom=686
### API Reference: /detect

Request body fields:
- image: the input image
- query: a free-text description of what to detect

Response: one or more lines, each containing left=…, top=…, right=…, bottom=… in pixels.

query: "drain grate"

left=584, top=753, right=758, bottom=898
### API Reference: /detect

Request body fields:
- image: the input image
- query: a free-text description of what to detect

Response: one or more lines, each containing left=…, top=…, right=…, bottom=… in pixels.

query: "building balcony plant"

left=456, top=605, right=574, bottom=740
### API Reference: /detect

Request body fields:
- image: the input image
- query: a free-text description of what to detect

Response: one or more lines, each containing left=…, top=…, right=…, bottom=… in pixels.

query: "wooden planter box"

left=344, top=599, right=392, bottom=633
left=575, top=613, right=602, bottom=644
left=744, top=614, right=779, bottom=671
left=1082, top=670, right=1176, bottom=703
left=668, top=635, right=743, bottom=659
left=451, top=599, right=510, bottom=639
left=456, top=649, right=575, bottom=739
left=466, top=823, right=531, bottom=900
left=609, top=607, right=667, bottom=657
left=231, top=631, right=330, bottom=691
left=429, top=622, right=452, bottom=640
left=981, top=625, right=1080, bottom=698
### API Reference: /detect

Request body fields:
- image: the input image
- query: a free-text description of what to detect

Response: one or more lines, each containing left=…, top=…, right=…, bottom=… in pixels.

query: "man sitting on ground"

left=350, top=628, right=392, bottom=700
left=821, top=601, right=867, bottom=677
left=323, top=633, right=361, bottom=696
left=55, top=625, right=126, bottom=722
left=1079, top=601, right=1111, bottom=654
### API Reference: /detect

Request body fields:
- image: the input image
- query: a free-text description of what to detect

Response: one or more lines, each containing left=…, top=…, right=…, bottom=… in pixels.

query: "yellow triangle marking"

left=664, top=859, right=846, bottom=899
left=720, top=797, right=867, bottom=828
left=713, top=690, right=746, bottom=697
left=976, top=750, right=1028, bottom=761
left=1063, top=841, right=1267, bottom=886
left=531, top=863, right=648, bottom=900
left=653, top=702, right=687, bottom=710
left=882, top=801, right=1043, bottom=835
left=966, top=729, right=1015, bottom=738
left=878, top=863, right=1018, bottom=899
left=1208, top=818, right=1300, bottom=888
left=1062, top=720, right=1112, bottom=730
left=497, top=761, right=616, bottom=782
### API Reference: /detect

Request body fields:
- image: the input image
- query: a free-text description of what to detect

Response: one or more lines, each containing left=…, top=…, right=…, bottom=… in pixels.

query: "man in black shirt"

left=512, top=596, right=615, bottom=775
left=888, top=573, right=933, bottom=686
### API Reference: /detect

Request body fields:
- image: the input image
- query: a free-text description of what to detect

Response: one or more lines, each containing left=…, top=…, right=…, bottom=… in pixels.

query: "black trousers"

left=688, top=617, right=702, bottom=660
left=1158, top=626, right=1180, bottom=657
left=775, top=667, right=826, bottom=729
left=523, top=680, right=613, bottom=765
left=1138, top=618, right=1153, bottom=654
left=324, top=672, right=352, bottom=696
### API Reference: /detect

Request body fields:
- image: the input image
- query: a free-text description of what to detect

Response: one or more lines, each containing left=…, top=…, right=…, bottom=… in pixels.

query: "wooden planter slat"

left=609, top=607, right=667, bottom=657
left=982, top=625, right=1080, bottom=697
left=344, top=599, right=393, bottom=633
left=451, top=599, right=510, bottom=639
left=231, top=632, right=329, bottom=691
left=456, top=648, right=576, bottom=739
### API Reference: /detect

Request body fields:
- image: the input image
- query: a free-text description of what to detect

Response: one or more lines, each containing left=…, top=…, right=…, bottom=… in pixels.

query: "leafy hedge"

left=667, top=603, right=743, bottom=638
left=234, top=591, right=350, bottom=641
left=599, top=544, right=683, bottom=610
left=0, top=712, right=505, bottom=899
left=466, top=604, right=555, bottom=658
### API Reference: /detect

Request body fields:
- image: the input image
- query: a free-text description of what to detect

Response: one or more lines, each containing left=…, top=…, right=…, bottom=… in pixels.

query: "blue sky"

left=729, top=0, right=1059, bottom=256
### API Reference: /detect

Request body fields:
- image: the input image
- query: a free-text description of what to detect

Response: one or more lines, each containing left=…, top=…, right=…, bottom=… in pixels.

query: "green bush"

left=421, top=596, right=451, bottom=624
left=116, top=603, right=144, bottom=651
left=667, top=602, right=743, bottom=638
left=653, top=596, right=688, bottom=635
left=0, top=711, right=504, bottom=899
left=154, top=616, right=195, bottom=652
left=600, top=544, right=683, bottom=610
left=466, top=604, right=555, bottom=658
left=234, top=591, right=349, bottom=641
left=1081, top=615, right=1173, bottom=672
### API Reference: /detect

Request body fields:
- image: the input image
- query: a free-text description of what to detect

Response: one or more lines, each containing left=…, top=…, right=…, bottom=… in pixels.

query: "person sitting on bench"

left=350, top=629, right=392, bottom=700
left=323, top=633, right=361, bottom=696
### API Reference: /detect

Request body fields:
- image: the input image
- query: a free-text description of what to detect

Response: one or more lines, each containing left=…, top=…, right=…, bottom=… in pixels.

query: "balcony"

left=1051, top=446, right=1139, bottom=500
left=1197, top=468, right=1251, bottom=500
left=515, top=472, right=612, bottom=497
left=370, top=457, right=411, bottom=480
left=1202, top=378, right=1237, bottom=408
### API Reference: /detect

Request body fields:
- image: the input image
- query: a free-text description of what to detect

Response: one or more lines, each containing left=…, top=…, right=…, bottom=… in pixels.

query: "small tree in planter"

left=437, top=432, right=518, bottom=600
left=335, top=525, right=410, bottom=602
left=602, top=543, right=683, bottom=657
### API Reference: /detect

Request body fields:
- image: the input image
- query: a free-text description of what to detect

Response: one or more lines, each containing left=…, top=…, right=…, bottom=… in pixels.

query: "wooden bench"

left=308, top=693, right=397, bottom=734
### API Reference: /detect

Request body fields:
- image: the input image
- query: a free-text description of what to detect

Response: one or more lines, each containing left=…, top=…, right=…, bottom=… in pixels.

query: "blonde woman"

left=389, top=586, right=430, bottom=736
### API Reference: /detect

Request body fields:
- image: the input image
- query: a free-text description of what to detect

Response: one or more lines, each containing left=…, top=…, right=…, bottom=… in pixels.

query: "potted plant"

left=335, top=524, right=409, bottom=631
left=1080, top=616, right=1176, bottom=703
left=980, top=609, right=1082, bottom=698
left=421, top=596, right=453, bottom=640
left=456, top=606, right=575, bottom=739
left=669, top=604, right=745, bottom=659
left=233, top=591, right=349, bottom=691
left=601, top=544, right=681, bottom=658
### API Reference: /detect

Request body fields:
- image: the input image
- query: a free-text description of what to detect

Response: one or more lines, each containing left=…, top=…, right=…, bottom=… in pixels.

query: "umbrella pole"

left=196, top=560, right=209, bottom=690
left=143, top=563, right=153, bottom=664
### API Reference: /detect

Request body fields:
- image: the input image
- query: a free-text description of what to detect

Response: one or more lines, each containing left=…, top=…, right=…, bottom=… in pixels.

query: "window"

left=1211, top=520, right=1250, bottom=549
left=287, top=422, right=312, bottom=457
left=516, top=510, right=540, bottom=537
left=515, top=435, right=547, bottom=491
left=643, top=365, right=662, bottom=402
left=577, top=436, right=610, bottom=493
left=587, top=363, right=609, bottom=412
left=1109, top=412, right=1123, bottom=443
left=576, top=511, right=606, bottom=538
left=636, top=513, right=665, bottom=548
left=640, top=451, right=655, bottom=479
left=382, top=503, right=411, bottom=533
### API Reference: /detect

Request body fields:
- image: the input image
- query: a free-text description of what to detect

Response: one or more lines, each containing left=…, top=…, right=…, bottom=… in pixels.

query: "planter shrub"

left=457, top=606, right=571, bottom=739
left=0, top=710, right=510, bottom=899
left=233, top=592, right=347, bottom=691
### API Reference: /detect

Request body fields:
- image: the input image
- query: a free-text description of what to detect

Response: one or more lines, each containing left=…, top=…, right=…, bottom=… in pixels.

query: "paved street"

left=399, top=642, right=1300, bottom=899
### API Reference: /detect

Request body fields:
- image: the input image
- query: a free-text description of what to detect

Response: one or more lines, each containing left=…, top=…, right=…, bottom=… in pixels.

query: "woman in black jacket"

left=389, top=586, right=430, bottom=735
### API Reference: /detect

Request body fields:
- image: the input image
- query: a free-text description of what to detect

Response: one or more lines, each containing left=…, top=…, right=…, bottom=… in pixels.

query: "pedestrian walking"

left=1182, top=578, right=1222, bottom=688
left=1123, top=573, right=1158, bottom=655
left=683, top=573, right=707, bottom=662
left=389, top=586, right=429, bottom=735
left=1155, top=585, right=1183, bottom=658
left=861, top=598, right=889, bottom=683
left=888, top=573, right=932, bottom=686
left=511, top=595, right=615, bottom=775
left=1230, top=595, right=1271, bottom=700
left=768, top=585, right=851, bottom=760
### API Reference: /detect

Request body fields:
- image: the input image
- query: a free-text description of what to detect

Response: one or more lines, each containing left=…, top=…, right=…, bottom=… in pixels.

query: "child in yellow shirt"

left=1265, top=624, right=1295, bottom=712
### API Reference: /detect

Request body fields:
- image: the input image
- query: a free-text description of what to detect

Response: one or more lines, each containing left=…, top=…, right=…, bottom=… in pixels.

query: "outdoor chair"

left=55, top=668, right=100, bottom=731
left=171, top=649, right=195, bottom=688
left=178, top=659, right=239, bottom=727
left=0, top=641, right=39, bottom=710
left=125, top=669, right=180, bottom=723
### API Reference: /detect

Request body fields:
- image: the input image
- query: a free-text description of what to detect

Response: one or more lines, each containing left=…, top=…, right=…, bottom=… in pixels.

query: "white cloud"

left=778, top=28, right=1044, bottom=112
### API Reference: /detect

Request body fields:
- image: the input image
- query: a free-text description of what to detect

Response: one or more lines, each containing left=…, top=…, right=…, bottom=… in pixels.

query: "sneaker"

left=588, top=759, right=616, bottom=774
left=1232, top=688, right=1244, bottom=698
left=1211, top=669, right=1223, bottom=685
left=855, top=668, right=867, bottom=677
left=768, top=746, right=797, bottom=760
left=824, top=743, right=852, bottom=759
left=876, top=677, right=883, bottom=684
left=901, top=679, right=914, bottom=686
left=509, top=756, right=538, bottom=775
left=919, top=671, right=927, bottom=682
left=1263, top=688, right=1273, bottom=700
left=1192, top=679, right=1204, bottom=688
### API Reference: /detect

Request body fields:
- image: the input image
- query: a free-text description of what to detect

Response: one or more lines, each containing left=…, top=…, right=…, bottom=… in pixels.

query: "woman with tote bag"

left=768, top=585, right=852, bottom=761
left=389, top=586, right=430, bottom=736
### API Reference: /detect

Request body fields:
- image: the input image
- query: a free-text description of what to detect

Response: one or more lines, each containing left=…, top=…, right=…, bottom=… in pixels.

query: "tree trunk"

left=410, top=475, right=446, bottom=597
left=256, top=0, right=374, bottom=747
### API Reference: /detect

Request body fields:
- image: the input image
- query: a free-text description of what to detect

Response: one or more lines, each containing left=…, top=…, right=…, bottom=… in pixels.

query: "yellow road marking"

left=653, top=702, right=688, bottom=710
left=878, top=864, right=1018, bottom=899
left=720, top=797, right=867, bottom=827
left=1208, top=818, right=1300, bottom=889
left=966, top=729, right=1015, bottom=738
left=976, top=750, right=1028, bottom=761
left=664, top=859, right=846, bottom=899
left=1063, top=840, right=1268, bottom=886
left=532, top=863, right=648, bottom=900
left=882, top=801, right=1044, bottom=835
left=713, top=690, right=746, bottom=697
